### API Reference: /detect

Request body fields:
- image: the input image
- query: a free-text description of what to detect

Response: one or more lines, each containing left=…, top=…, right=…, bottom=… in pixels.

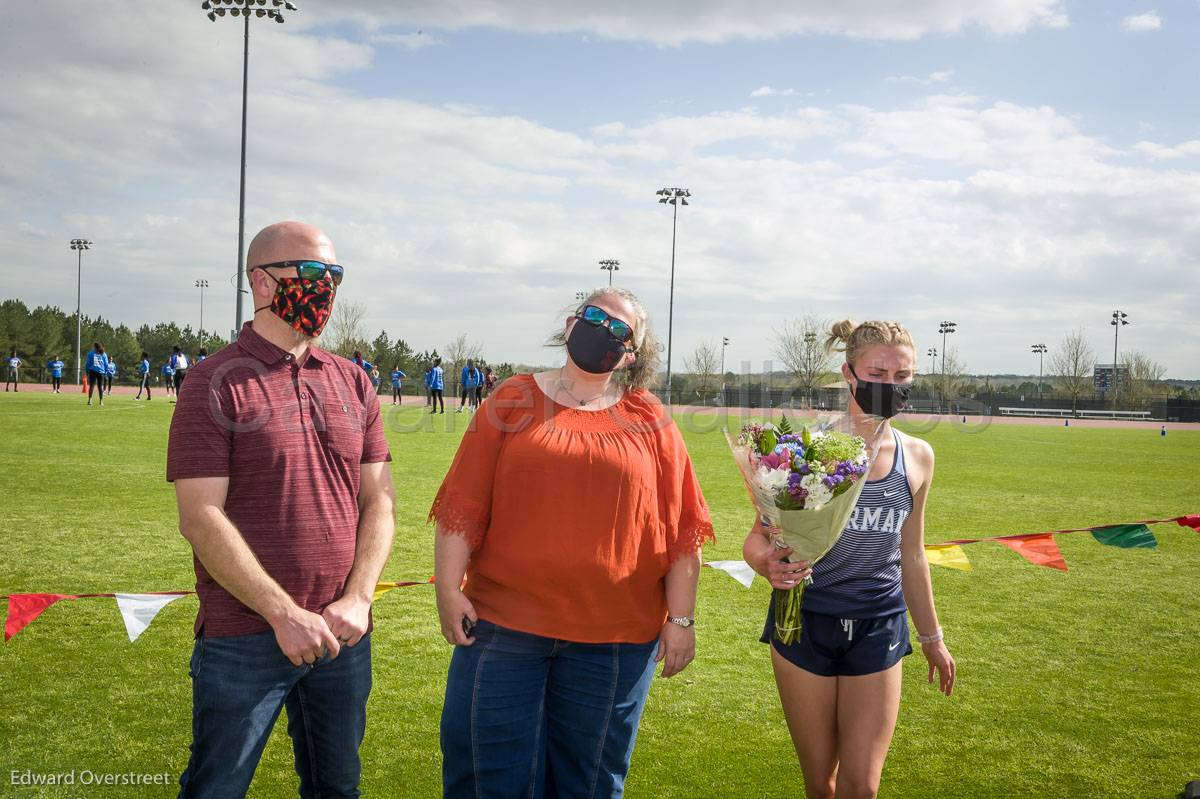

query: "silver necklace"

left=555, top=370, right=610, bottom=406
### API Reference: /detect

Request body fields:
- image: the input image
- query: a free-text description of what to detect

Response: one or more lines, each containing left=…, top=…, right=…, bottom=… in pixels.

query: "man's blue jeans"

left=441, top=619, right=658, bottom=799
left=177, top=630, right=372, bottom=798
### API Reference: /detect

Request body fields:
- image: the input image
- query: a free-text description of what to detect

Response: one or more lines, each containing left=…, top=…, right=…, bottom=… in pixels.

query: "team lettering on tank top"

left=803, top=429, right=913, bottom=617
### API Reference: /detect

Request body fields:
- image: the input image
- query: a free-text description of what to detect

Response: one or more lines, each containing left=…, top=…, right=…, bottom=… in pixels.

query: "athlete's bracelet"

left=917, top=627, right=944, bottom=645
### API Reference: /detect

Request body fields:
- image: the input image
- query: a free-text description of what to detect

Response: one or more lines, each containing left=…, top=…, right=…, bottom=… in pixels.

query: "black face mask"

left=849, top=366, right=911, bottom=419
left=566, top=319, right=629, bottom=374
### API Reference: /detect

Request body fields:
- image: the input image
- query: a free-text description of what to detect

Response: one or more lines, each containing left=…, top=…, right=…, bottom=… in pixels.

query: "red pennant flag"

left=4, top=594, right=79, bottom=642
left=998, top=534, right=1068, bottom=572
left=1176, top=515, right=1200, bottom=531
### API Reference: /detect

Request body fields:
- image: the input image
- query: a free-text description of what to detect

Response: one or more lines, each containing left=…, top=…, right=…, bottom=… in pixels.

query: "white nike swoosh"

left=882, top=490, right=899, bottom=498
left=888, top=641, right=902, bottom=651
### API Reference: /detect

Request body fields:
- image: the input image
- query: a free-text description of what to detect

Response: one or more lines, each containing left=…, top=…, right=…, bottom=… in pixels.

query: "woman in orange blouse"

left=431, top=287, right=714, bottom=799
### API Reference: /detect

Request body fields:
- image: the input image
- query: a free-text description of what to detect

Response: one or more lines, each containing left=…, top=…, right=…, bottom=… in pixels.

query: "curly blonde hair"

left=547, top=287, right=662, bottom=390
left=825, top=319, right=917, bottom=368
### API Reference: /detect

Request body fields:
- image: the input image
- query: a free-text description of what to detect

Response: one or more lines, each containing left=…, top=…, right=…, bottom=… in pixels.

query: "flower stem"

left=773, top=582, right=805, bottom=645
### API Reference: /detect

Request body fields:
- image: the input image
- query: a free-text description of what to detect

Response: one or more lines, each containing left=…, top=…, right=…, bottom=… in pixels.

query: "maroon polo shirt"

left=166, top=322, right=391, bottom=637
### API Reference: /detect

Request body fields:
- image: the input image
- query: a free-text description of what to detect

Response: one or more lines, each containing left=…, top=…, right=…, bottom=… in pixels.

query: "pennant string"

left=2, top=514, right=1194, bottom=643
left=936, top=515, right=1195, bottom=547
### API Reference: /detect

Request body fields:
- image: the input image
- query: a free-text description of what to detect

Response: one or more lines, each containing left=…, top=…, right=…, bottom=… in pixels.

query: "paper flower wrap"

left=726, top=414, right=884, bottom=644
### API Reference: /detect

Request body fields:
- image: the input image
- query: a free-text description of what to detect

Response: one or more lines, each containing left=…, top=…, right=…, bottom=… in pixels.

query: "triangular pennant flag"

left=999, top=534, right=1068, bottom=572
left=1091, top=525, right=1157, bottom=549
left=4, top=594, right=78, bottom=642
left=114, top=593, right=189, bottom=642
left=705, top=560, right=757, bottom=588
left=924, top=544, right=973, bottom=571
left=373, top=582, right=401, bottom=601
left=1176, top=515, right=1200, bottom=531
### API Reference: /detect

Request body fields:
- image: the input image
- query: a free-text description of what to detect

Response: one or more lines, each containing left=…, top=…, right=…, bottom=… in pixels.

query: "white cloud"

left=301, top=1, right=1070, bottom=45
left=596, top=108, right=843, bottom=161
left=368, top=31, right=443, bottom=49
left=751, top=86, right=800, bottom=98
left=886, top=68, right=955, bottom=86
left=835, top=95, right=1118, bottom=174
left=1121, top=11, right=1162, bottom=32
left=1134, top=140, right=1200, bottom=159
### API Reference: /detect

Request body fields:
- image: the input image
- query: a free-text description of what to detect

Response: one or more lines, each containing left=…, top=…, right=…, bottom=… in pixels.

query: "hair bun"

left=830, top=320, right=856, bottom=341
left=825, top=319, right=856, bottom=354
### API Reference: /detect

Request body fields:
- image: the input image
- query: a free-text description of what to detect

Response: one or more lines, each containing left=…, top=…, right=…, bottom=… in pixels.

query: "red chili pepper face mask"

left=255, top=274, right=337, bottom=337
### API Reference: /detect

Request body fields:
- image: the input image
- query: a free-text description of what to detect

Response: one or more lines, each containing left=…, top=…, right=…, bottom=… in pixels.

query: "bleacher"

left=998, top=407, right=1152, bottom=420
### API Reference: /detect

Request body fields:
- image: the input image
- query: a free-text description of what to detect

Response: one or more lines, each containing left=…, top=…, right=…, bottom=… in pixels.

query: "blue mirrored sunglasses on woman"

left=576, top=305, right=634, bottom=343
left=250, top=260, right=345, bottom=285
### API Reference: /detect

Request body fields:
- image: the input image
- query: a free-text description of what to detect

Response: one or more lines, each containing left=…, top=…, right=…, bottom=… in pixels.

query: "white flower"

left=755, top=465, right=790, bottom=494
left=800, top=473, right=833, bottom=508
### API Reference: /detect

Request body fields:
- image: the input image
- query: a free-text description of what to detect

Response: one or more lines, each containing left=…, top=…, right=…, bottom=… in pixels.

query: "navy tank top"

left=801, top=428, right=913, bottom=618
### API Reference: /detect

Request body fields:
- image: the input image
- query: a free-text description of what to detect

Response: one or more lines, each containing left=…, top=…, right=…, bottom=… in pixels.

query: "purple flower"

left=786, top=473, right=809, bottom=498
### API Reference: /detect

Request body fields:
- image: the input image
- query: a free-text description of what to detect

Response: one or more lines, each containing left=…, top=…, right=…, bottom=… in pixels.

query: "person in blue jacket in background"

left=390, top=366, right=407, bottom=406
left=457, top=359, right=482, bottom=413
left=45, top=354, right=65, bottom=393
left=428, top=358, right=445, bottom=414
left=4, top=350, right=20, bottom=392
left=135, top=351, right=152, bottom=400
left=105, top=357, right=117, bottom=395
left=351, top=350, right=374, bottom=374
left=161, top=361, right=175, bottom=397
left=85, top=342, right=109, bottom=406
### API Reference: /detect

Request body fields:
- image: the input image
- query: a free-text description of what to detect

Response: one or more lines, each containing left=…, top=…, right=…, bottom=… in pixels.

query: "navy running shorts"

left=761, top=597, right=913, bottom=677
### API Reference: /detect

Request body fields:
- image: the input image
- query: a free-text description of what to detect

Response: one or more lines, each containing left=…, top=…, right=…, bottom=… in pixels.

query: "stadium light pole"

left=938, top=321, right=957, bottom=376
left=1110, top=310, right=1129, bottom=405
left=200, top=0, right=297, bottom=339
left=938, top=321, right=956, bottom=414
left=926, top=347, right=937, bottom=377
left=195, top=279, right=210, bottom=347
left=1031, top=343, right=1047, bottom=400
left=70, top=239, right=92, bottom=386
left=656, top=187, right=690, bottom=405
left=721, top=336, right=729, bottom=394
left=575, top=291, right=587, bottom=304
left=598, top=259, right=620, bottom=286
left=804, top=331, right=818, bottom=407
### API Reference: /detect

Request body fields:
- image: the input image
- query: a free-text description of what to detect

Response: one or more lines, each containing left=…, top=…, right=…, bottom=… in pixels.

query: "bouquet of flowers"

left=726, top=414, right=883, bottom=644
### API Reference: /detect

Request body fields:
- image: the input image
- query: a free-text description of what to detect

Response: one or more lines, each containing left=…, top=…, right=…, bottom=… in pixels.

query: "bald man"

left=167, top=221, right=395, bottom=798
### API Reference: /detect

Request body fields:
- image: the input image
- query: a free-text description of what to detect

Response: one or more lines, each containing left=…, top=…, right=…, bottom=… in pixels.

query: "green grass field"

left=1, top=392, right=1197, bottom=798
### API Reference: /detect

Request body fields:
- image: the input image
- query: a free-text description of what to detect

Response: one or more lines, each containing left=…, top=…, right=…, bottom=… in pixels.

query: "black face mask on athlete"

left=566, top=318, right=630, bottom=374
left=848, top=365, right=911, bottom=419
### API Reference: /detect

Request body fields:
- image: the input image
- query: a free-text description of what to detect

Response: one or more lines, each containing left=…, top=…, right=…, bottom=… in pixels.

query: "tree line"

left=1, top=296, right=517, bottom=390
left=0, top=298, right=228, bottom=379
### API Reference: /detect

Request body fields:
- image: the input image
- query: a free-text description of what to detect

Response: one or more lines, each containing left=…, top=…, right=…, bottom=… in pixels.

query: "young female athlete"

left=743, top=319, right=956, bottom=799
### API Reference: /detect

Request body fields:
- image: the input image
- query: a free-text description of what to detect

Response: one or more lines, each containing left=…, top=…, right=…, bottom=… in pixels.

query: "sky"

left=1, top=0, right=1198, bottom=378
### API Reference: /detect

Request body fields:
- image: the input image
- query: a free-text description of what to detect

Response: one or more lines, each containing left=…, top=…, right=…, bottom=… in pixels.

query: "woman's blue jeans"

left=441, top=619, right=658, bottom=799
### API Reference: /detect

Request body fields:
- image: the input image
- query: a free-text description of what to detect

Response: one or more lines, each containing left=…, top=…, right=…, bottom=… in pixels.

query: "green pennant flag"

left=1091, top=524, right=1157, bottom=549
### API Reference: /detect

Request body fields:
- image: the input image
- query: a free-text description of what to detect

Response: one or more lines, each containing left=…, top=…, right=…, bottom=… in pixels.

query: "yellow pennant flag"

left=924, top=544, right=972, bottom=571
left=373, top=582, right=398, bottom=602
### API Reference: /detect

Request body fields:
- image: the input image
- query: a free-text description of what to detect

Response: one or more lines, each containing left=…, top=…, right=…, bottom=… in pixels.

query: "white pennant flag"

left=705, top=560, right=756, bottom=589
left=115, top=593, right=189, bottom=642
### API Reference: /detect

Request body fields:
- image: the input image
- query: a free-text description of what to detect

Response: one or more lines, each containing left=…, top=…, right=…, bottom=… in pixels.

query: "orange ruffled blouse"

left=429, top=374, right=715, bottom=643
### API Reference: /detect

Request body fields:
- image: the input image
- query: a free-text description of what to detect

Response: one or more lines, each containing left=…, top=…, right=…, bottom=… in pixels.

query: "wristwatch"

left=667, top=616, right=695, bottom=628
